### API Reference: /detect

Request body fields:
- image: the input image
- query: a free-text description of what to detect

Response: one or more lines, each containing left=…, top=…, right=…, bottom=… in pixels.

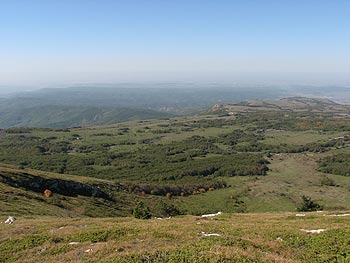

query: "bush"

left=297, top=195, right=323, bottom=212
left=320, top=177, right=337, bottom=186
left=133, top=201, right=152, bottom=219
left=158, top=201, right=182, bottom=217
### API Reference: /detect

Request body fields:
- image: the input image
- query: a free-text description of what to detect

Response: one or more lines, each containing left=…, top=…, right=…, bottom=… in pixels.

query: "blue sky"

left=1, top=0, right=350, bottom=87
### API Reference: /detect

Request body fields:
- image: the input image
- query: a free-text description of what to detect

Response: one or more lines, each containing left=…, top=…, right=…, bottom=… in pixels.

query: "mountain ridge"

left=210, top=97, right=350, bottom=115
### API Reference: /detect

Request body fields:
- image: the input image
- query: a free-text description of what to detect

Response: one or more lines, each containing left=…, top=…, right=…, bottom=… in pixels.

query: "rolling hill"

left=1, top=85, right=349, bottom=128
left=211, top=97, right=350, bottom=115
left=0, top=105, right=172, bottom=128
left=0, top=85, right=288, bottom=128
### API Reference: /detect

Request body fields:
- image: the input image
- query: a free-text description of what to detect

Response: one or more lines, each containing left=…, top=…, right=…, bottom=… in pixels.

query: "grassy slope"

left=2, top=151, right=350, bottom=218
left=0, top=107, right=349, bottom=216
left=215, top=97, right=350, bottom=114
left=1, top=212, right=350, bottom=262
left=0, top=165, right=135, bottom=217
left=175, top=153, right=350, bottom=214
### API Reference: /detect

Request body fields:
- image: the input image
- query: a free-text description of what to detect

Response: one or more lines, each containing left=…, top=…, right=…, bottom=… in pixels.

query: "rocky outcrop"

left=0, top=172, right=113, bottom=201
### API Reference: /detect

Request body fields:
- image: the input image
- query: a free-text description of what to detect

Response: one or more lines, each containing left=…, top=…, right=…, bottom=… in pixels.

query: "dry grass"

left=1, top=212, right=350, bottom=262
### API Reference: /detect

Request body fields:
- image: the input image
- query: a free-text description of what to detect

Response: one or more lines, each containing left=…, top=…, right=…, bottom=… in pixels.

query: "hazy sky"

left=1, top=0, right=350, bottom=88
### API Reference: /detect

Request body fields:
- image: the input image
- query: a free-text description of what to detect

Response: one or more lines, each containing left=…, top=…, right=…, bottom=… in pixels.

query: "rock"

left=300, top=229, right=326, bottom=234
left=201, top=211, right=222, bottom=217
left=200, top=231, right=221, bottom=237
left=295, top=214, right=305, bottom=217
left=5, top=216, right=16, bottom=224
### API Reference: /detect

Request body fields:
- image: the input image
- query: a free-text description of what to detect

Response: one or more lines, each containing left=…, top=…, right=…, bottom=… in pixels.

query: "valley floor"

left=170, top=153, right=350, bottom=214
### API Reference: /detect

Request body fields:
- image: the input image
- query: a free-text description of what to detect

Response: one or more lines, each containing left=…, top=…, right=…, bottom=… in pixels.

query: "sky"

left=0, top=0, right=350, bottom=89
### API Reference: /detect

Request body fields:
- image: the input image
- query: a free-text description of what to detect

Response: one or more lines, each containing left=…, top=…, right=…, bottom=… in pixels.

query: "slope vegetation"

left=0, top=164, right=135, bottom=217
left=0, top=105, right=172, bottom=128
left=0, top=97, right=349, bottom=216
left=1, top=212, right=350, bottom=262
left=211, top=97, right=350, bottom=115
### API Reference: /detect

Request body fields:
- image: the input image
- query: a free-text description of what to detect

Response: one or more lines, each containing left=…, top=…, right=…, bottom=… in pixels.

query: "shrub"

left=158, top=201, right=182, bottom=217
left=297, top=195, right=323, bottom=212
left=320, top=177, right=337, bottom=186
left=133, top=201, right=152, bottom=219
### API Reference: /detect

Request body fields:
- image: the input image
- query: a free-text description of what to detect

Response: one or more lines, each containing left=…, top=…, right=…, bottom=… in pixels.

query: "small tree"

left=133, top=201, right=152, bottom=219
left=298, top=195, right=323, bottom=212
left=158, top=201, right=182, bottom=217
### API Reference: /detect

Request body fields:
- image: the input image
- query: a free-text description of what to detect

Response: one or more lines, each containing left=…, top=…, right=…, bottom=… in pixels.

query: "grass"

left=0, top=164, right=135, bottom=217
left=2, top=212, right=350, bottom=262
left=263, top=130, right=346, bottom=146
left=2, top=151, right=350, bottom=217
left=174, top=153, right=350, bottom=214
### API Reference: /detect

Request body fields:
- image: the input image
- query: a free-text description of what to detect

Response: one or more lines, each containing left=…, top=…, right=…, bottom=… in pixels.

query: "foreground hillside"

left=1, top=212, right=350, bottom=263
